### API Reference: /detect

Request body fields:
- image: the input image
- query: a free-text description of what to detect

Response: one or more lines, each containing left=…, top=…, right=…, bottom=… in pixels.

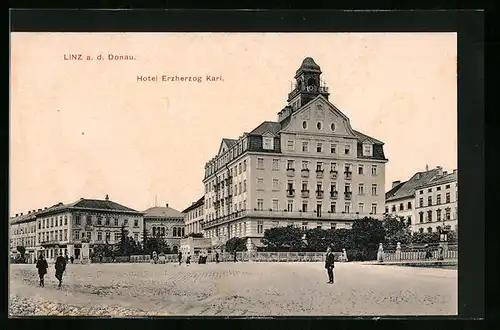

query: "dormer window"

left=363, top=143, right=373, bottom=156
left=263, top=136, right=274, bottom=150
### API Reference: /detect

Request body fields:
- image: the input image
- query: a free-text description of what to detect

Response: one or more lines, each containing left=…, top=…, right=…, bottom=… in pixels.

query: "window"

left=124, top=219, right=128, bottom=226
left=446, top=192, right=451, bottom=203
left=420, top=190, right=423, bottom=194
left=75, top=215, right=81, bottom=225
left=358, top=203, right=364, bottom=213
left=316, top=222, right=322, bottom=229
left=344, top=203, right=351, bottom=213
left=287, top=201, right=293, bottom=212
left=302, top=201, right=308, bottom=212
left=428, top=196, right=432, bottom=206
left=437, top=194, right=442, bottom=204
left=344, top=145, right=350, bottom=155
left=257, top=220, right=264, bottom=234
left=385, top=206, right=389, bottom=213
left=234, top=184, right=238, bottom=195
left=302, top=181, right=308, bottom=191
left=114, top=232, right=120, bottom=242
left=407, top=216, right=412, bottom=225
left=436, top=209, right=442, bottom=221
left=330, top=144, right=336, bottom=154
left=407, top=202, right=412, bottom=209
left=114, top=218, right=119, bottom=226
left=287, top=140, right=294, bottom=151
left=97, top=231, right=102, bottom=241
left=345, top=183, right=351, bottom=192
left=257, top=199, right=264, bottom=211
left=272, top=159, right=279, bottom=170
left=301, top=222, right=308, bottom=230
left=428, top=188, right=432, bottom=192
left=371, top=203, right=377, bottom=214
left=358, top=183, right=364, bottom=195
left=105, top=217, right=110, bottom=226
left=419, top=198, right=424, bottom=207
left=51, top=218, right=54, bottom=227
left=287, top=160, right=294, bottom=169
left=316, top=143, right=322, bottom=152
left=330, top=202, right=336, bottom=213
left=38, top=221, right=41, bottom=230
left=399, top=203, right=404, bottom=211
left=437, top=186, right=441, bottom=191
left=272, top=179, right=279, bottom=191
left=257, top=158, right=264, bottom=169
left=59, top=230, right=63, bottom=240
left=134, top=233, right=139, bottom=241
left=316, top=122, right=322, bottom=130
left=445, top=208, right=451, bottom=220
left=330, top=123, right=336, bottom=131
left=64, top=216, right=68, bottom=225
left=243, top=160, right=247, bottom=171
left=427, top=211, right=433, bottom=222
left=239, top=182, right=242, bottom=194
left=73, top=230, right=79, bottom=240
left=302, top=161, right=309, bottom=170
left=272, top=200, right=279, bottom=211
left=302, top=121, right=308, bottom=129
left=263, top=137, right=274, bottom=150
left=243, top=180, right=247, bottom=192
left=105, top=231, right=111, bottom=241
left=302, top=142, right=309, bottom=152
left=371, top=165, right=378, bottom=176
left=446, top=184, right=450, bottom=189
left=59, top=217, right=63, bottom=226
left=358, top=165, right=364, bottom=175
left=257, top=178, right=264, bottom=190
left=134, top=219, right=139, bottom=227
left=363, top=144, right=372, bottom=156
left=371, top=184, right=378, bottom=196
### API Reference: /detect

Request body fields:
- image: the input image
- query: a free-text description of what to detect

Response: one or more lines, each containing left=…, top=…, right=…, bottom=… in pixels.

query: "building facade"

left=201, top=57, right=388, bottom=250
left=182, top=196, right=205, bottom=236
left=143, top=204, right=185, bottom=252
left=413, top=169, right=458, bottom=233
left=34, top=195, right=143, bottom=262
left=10, top=209, right=39, bottom=263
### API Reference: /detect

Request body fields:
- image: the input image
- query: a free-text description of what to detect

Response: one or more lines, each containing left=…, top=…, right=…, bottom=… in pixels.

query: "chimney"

left=105, top=194, right=109, bottom=201
left=15, top=213, right=18, bottom=217
left=166, top=203, right=169, bottom=208
left=28, top=211, right=31, bottom=214
left=392, top=180, right=401, bottom=188
left=453, top=169, right=457, bottom=174
left=38, top=208, right=42, bottom=212
left=436, top=166, right=443, bottom=176
left=425, top=164, right=429, bottom=171
left=44, top=207, right=48, bottom=209
left=20, top=212, right=23, bottom=216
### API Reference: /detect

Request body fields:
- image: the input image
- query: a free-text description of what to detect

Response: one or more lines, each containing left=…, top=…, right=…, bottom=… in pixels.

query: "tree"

left=262, top=226, right=305, bottom=252
left=224, top=237, right=247, bottom=252
left=328, top=228, right=353, bottom=251
left=118, top=226, right=130, bottom=257
left=305, top=228, right=337, bottom=252
left=145, top=233, right=170, bottom=255
left=350, top=217, right=386, bottom=261
left=383, top=215, right=411, bottom=246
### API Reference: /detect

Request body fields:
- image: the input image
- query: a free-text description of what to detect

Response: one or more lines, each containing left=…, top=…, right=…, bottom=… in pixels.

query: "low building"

left=182, top=196, right=204, bottom=236
left=35, top=195, right=143, bottom=262
left=413, top=169, right=458, bottom=233
left=143, top=204, right=185, bottom=253
left=10, top=209, right=39, bottom=263
left=385, top=166, right=442, bottom=227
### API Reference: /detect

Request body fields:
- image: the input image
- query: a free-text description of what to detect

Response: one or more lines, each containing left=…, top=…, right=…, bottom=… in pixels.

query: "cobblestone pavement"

left=9, top=262, right=457, bottom=316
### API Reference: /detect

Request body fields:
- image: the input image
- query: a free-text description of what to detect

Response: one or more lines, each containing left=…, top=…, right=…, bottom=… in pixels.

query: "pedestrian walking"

left=70, top=256, right=74, bottom=264
left=54, top=253, right=67, bottom=288
left=325, top=247, right=335, bottom=284
left=186, top=252, right=191, bottom=265
left=178, top=251, right=183, bottom=265
left=233, top=251, right=237, bottom=263
left=36, top=254, right=48, bottom=287
left=65, top=254, right=69, bottom=264
left=215, top=251, right=220, bottom=263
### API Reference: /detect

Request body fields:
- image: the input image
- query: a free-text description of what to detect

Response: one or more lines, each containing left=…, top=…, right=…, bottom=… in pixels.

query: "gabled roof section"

left=143, top=206, right=184, bottom=218
left=386, top=169, right=440, bottom=202
left=385, top=181, right=407, bottom=200
left=218, top=138, right=237, bottom=156
left=353, top=130, right=384, bottom=145
left=182, top=196, right=205, bottom=213
left=73, top=199, right=140, bottom=213
left=418, top=171, right=457, bottom=189
left=249, top=121, right=282, bottom=135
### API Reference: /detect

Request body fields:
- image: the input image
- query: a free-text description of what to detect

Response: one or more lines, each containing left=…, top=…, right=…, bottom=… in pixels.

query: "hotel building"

left=143, top=204, right=185, bottom=252
left=182, top=196, right=205, bottom=236
left=201, top=57, right=388, bottom=251
left=413, top=169, right=458, bottom=233
left=34, top=195, right=143, bottom=261
left=10, top=209, right=39, bottom=263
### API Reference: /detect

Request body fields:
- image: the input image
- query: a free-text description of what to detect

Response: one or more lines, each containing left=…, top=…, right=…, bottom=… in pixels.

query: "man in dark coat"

left=36, top=254, right=48, bottom=287
left=215, top=251, right=220, bottom=263
left=325, top=247, right=335, bottom=284
left=55, top=253, right=67, bottom=288
left=178, top=251, right=183, bottom=265
left=70, top=256, right=74, bottom=264
left=233, top=251, right=237, bottom=263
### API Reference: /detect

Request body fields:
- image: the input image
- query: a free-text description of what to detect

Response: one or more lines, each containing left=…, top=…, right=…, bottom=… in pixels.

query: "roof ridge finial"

left=105, top=194, right=109, bottom=201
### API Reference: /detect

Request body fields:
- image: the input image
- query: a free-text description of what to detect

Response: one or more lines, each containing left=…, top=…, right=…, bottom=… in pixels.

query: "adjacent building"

left=413, top=169, right=458, bottom=233
left=201, top=57, right=388, bottom=251
left=385, top=166, right=442, bottom=227
left=34, top=195, right=143, bottom=262
left=9, top=209, right=39, bottom=263
left=143, top=203, right=185, bottom=252
left=182, top=196, right=205, bottom=236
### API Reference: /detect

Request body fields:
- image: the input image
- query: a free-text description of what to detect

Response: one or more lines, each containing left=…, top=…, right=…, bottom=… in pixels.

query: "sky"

left=10, top=32, right=457, bottom=215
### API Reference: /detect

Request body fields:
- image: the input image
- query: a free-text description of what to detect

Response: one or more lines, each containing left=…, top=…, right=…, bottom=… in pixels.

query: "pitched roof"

left=249, top=121, right=282, bottom=135
left=386, top=168, right=441, bottom=202
left=222, top=138, right=238, bottom=148
left=418, top=171, right=457, bottom=189
left=385, top=181, right=407, bottom=200
left=182, top=196, right=205, bottom=213
left=143, top=206, right=184, bottom=218
left=353, top=129, right=384, bottom=144
left=72, top=199, right=139, bottom=212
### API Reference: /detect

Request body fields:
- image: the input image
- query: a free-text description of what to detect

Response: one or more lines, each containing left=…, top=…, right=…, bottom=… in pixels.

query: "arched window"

left=152, top=227, right=156, bottom=236
left=173, top=227, right=178, bottom=237
left=161, top=227, right=165, bottom=236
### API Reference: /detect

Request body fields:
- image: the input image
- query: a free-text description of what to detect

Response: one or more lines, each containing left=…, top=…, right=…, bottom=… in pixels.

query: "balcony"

left=301, top=189, right=310, bottom=198
left=316, top=169, right=324, bottom=179
left=286, top=189, right=296, bottom=198
left=286, top=168, right=295, bottom=177
left=344, top=191, right=352, bottom=200
left=344, top=171, right=352, bottom=180
left=316, top=190, right=324, bottom=199
left=329, top=170, right=338, bottom=179
left=301, top=168, right=310, bottom=178
left=225, top=176, right=233, bottom=184
left=330, top=191, right=338, bottom=200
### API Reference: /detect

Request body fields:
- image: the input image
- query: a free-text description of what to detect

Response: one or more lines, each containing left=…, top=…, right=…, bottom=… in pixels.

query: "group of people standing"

left=35, top=253, right=68, bottom=288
